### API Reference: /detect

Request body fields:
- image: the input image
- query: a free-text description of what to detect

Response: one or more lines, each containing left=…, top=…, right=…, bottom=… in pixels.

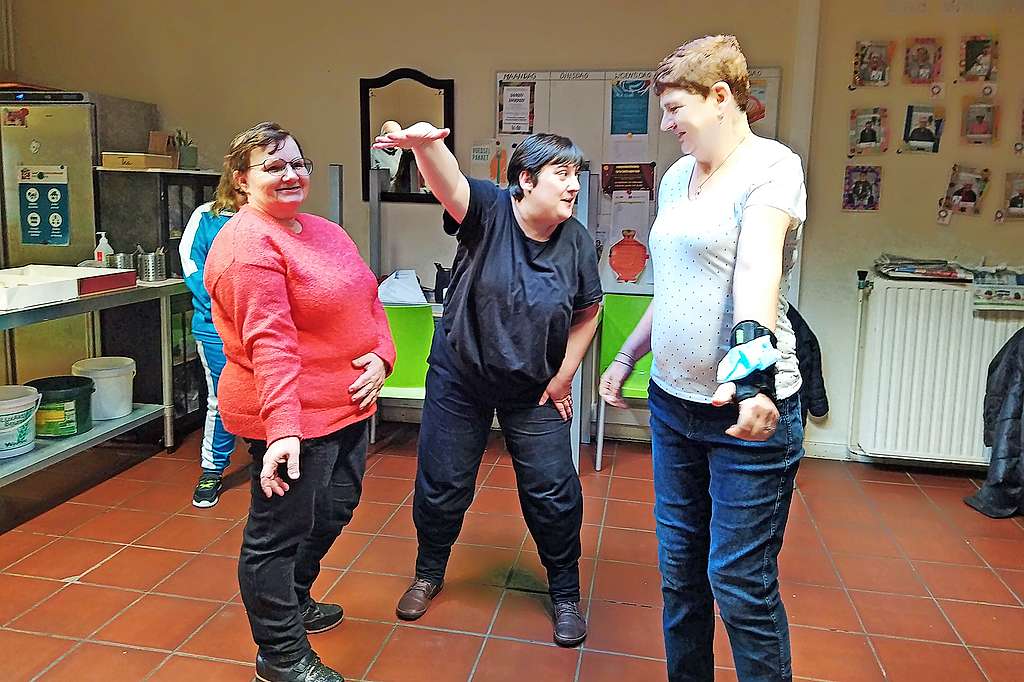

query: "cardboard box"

left=148, top=131, right=180, bottom=168
left=101, top=152, right=175, bottom=169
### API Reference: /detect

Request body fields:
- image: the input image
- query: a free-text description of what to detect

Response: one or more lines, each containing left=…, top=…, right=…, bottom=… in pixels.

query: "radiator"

left=853, top=278, right=1023, bottom=465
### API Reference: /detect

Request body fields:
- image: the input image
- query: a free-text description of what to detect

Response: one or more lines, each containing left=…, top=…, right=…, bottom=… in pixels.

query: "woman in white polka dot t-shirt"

left=599, top=36, right=807, bottom=682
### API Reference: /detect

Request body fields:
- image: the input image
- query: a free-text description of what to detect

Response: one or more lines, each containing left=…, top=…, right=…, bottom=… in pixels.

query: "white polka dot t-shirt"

left=649, top=135, right=807, bottom=403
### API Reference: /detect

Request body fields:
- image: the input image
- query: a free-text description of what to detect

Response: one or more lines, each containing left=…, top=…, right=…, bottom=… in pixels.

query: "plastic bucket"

left=72, top=356, right=136, bottom=420
left=0, top=385, right=41, bottom=458
left=25, top=376, right=94, bottom=438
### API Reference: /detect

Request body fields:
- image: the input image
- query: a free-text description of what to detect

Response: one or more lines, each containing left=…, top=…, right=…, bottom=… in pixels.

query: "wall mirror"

left=360, top=68, right=454, bottom=203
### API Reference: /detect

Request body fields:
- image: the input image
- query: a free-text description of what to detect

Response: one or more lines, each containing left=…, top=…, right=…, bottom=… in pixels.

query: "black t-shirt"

left=438, top=177, right=602, bottom=400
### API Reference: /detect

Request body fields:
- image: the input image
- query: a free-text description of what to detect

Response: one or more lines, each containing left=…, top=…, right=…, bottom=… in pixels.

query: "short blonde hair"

left=653, top=35, right=750, bottom=111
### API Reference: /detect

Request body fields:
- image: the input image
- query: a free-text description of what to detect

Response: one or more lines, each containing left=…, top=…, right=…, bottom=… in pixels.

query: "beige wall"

left=20, top=0, right=1022, bottom=455
left=11, top=0, right=799, bottom=249
left=801, top=0, right=1024, bottom=454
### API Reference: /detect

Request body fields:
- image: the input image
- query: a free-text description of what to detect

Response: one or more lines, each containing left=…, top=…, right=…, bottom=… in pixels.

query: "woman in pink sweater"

left=205, top=122, right=395, bottom=682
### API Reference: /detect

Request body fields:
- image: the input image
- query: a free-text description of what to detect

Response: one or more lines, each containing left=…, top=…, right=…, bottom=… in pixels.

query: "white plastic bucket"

left=71, top=356, right=136, bottom=420
left=0, top=385, right=41, bottom=458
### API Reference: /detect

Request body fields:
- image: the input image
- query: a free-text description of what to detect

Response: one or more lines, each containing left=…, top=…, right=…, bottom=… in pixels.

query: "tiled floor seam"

left=573, top=439, right=618, bottom=682
left=852, top=473, right=994, bottom=680
left=466, top=475, right=536, bottom=682
left=794, top=483, right=888, bottom=679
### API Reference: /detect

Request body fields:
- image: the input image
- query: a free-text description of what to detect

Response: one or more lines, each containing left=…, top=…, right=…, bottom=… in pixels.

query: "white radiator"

left=853, top=278, right=1023, bottom=465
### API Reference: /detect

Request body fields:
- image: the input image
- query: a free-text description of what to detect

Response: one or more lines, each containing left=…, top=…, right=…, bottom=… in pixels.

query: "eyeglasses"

left=247, top=157, right=313, bottom=176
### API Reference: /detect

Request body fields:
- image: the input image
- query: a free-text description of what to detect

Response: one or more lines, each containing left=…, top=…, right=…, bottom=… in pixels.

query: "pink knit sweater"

left=205, top=205, right=395, bottom=442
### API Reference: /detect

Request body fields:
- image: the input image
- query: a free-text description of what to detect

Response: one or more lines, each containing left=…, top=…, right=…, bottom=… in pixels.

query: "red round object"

left=608, top=229, right=649, bottom=283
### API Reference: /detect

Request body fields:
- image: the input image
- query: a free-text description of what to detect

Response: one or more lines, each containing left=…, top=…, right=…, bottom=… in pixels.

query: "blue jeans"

left=648, top=382, right=804, bottom=682
left=195, top=338, right=236, bottom=474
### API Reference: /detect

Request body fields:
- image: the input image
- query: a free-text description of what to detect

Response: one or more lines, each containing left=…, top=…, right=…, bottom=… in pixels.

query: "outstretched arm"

left=374, top=122, right=470, bottom=222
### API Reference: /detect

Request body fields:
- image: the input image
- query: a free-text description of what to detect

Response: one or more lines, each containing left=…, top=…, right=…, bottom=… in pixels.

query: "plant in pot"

left=175, top=129, right=198, bottom=170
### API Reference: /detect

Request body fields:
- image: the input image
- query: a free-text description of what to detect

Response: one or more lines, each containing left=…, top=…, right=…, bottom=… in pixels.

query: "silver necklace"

left=694, top=135, right=749, bottom=196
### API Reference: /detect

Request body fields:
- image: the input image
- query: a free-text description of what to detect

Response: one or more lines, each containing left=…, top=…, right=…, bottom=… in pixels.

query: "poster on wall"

left=18, top=165, right=71, bottom=246
left=848, top=107, right=889, bottom=155
left=610, top=79, right=650, bottom=135
left=960, top=35, right=997, bottom=82
left=842, top=165, right=881, bottom=211
left=600, top=163, right=656, bottom=198
left=747, top=67, right=781, bottom=139
left=901, top=104, right=944, bottom=153
left=498, top=80, right=535, bottom=134
left=961, top=98, right=998, bottom=145
left=470, top=140, right=501, bottom=185
left=852, top=41, right=896, bottom=87
left=904, top=37, right=943, bottom=84
left=942, top=163, right=990, bottom=215
left=607, top=192, right=652, bottom=285
left=606, top=71, right=652, bottom=163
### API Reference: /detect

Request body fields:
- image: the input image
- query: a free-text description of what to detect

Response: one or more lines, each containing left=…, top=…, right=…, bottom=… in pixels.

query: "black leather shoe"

left=255, top=651, right=344, bottom=682
left=395, top=578, right=443, bottom=620
left=552, top=600, right=587, bottom=647
left=301, top=600, right=344, bottom=633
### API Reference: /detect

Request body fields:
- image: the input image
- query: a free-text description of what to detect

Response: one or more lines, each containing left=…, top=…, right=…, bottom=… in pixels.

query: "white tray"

left=0, top=269, right=79, bottom=310
left=0, top=264, right=139, bottom=310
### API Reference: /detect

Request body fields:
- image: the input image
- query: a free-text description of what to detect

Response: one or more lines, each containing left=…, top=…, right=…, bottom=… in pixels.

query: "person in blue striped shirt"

left=179, top=166, right=244, bottom=507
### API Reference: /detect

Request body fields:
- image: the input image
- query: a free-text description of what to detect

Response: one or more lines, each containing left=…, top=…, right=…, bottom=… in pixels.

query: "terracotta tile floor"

left=2, top=426, right=1024, bottom=681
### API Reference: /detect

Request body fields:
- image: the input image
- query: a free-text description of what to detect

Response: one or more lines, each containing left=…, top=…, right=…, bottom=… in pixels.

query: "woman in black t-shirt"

left=373, top=125, right=602, bottom=647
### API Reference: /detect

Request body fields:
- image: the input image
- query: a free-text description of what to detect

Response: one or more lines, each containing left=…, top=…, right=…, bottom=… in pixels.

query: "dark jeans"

left=412, top=336, right=583, bottom=602
left=238, top=420, right=368, bottom=665
left=648, top=382, right=804, bottom=682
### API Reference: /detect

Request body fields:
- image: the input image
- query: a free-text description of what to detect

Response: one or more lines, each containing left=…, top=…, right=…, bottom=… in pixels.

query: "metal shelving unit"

left=0, top=280, right=186, bottom=486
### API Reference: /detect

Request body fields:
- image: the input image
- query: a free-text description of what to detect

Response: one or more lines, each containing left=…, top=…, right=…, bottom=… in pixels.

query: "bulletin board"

left=489, top=67, right=782, bottom=294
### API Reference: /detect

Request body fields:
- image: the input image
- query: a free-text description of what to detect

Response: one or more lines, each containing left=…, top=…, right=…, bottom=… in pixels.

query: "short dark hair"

left=507, top=133, right=584, bottom=199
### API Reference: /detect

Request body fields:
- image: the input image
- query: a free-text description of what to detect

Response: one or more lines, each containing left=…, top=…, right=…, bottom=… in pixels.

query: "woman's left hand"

left=349, top=353, right=386, bottom=410
left=540, top=373, right=574, bottom=422
left=711, top=382, right=780, bottom=441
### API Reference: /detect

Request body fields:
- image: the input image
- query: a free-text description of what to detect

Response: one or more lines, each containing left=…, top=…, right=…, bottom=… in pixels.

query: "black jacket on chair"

left=787, top=306, right=829, bottom=425
left=965, top=328, right=1024, bottom=518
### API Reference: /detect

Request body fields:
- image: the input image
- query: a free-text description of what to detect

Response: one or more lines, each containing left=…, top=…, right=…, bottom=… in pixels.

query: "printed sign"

left=18, top=165, right=70, bottom=246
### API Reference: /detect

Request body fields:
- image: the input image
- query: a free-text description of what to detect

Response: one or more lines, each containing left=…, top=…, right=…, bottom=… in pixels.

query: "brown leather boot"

left=396, top=578, right=443, bottom=620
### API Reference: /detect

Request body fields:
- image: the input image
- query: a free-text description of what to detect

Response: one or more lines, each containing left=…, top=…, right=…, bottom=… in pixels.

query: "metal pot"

left=104, top=252, right=135, bottom=270
left=136, top=247, right=166, bottom=282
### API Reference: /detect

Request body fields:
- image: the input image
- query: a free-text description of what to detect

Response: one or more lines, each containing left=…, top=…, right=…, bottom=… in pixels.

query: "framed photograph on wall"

left=1016, top=103, right=1024, bottom=155
left=962, top=98, right=998, bottom=145
left=842, top=165, right=881, bottom=211
left=960, top=35, right=997, bottom=82
left=1002, top=172, right=1024, bottom=220
left=942, top=164, right=990, bottom=215
left=901, top=104, right=944, bottom=153
left=852, top=41, right=895, bottom=87
left=849, top=107, right=888, bottom=154
left=905, top=37, right=942, bottom=84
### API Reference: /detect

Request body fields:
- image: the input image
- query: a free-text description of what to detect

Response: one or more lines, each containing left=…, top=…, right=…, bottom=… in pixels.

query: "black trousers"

left=238, top=420, right=368, bottom=665
left=413, top=337, right=584, bottom=602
